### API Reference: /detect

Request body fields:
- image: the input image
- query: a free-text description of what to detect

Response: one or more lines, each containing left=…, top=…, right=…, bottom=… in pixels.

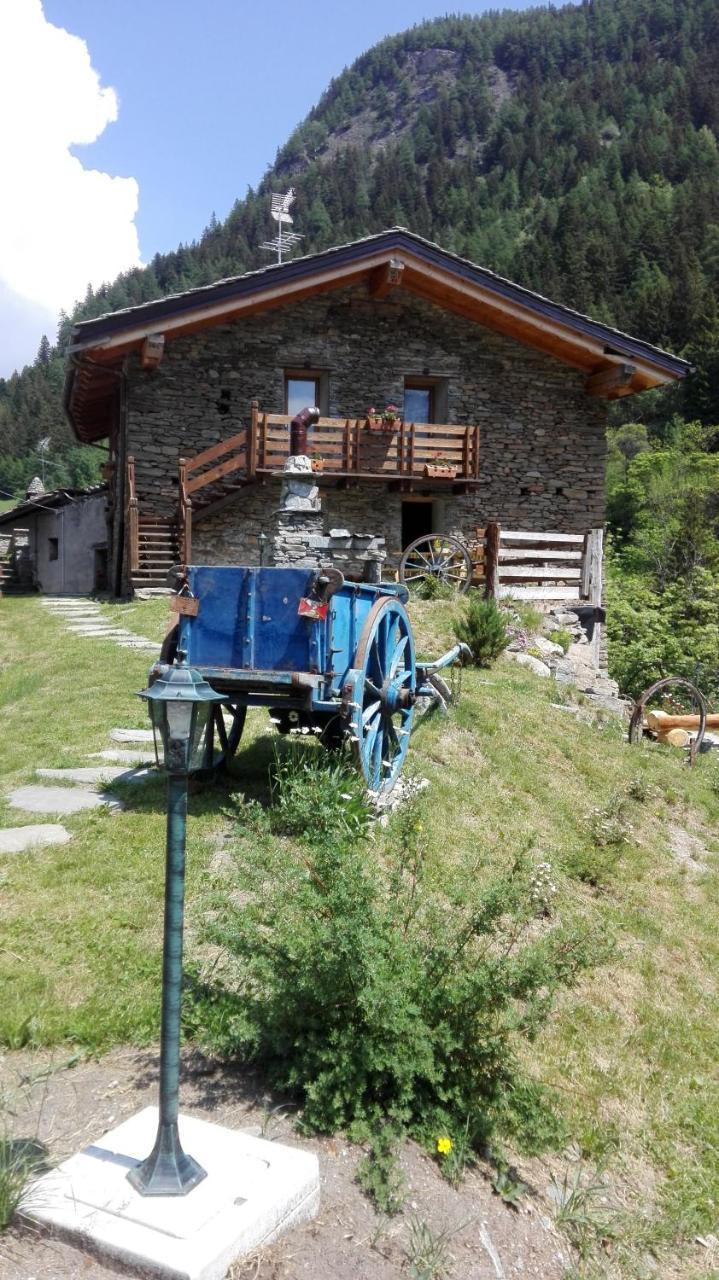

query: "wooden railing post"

left=248, top=399, right=258, bottom=480
left=125, top=455, right=139, bottom=578
left=584, top=527, right=603, bottom=606
left=474, top=425, right=480, bottom=478
left=178, top=457, right=192, bottom=565
left=484, top=521, right=500, bottom=600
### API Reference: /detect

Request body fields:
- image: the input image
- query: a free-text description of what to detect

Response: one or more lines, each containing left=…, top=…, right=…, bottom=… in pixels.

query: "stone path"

left=1, top=598, right=163, bottom=856
left=41, top=597, right=159, bottom=654
left=0, top=824, right=72, bottom=854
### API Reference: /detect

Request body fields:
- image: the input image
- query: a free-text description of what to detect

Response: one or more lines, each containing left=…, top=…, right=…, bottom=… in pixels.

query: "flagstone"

left=35, top=766, right=151, bottom=785
left=90, top=749, right=155, bottom=765
left=110, top=728, right=155, bottom=743
left=8, top=786, right=111, bottom=815
left=0, top=824, right=72, bottom=854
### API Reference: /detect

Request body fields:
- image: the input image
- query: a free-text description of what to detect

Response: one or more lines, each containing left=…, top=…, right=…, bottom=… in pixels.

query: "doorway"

left=401, top=500, right=434, bottom=549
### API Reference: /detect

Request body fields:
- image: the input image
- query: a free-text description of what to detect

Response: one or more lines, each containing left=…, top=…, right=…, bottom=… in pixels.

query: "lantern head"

left=139, top=650, right=225, bottom=774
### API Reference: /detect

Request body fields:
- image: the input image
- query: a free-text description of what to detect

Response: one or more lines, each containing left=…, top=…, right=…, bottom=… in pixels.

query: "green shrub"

left=412, top=575, right=456, bottom=602
left=196, top=785, right=598, bottom=1151
left=452, top=594, right=509, bottom=667
left=502, top=597, right=544, bottom=633
left=553, top=628, right=573, bottom=655
left=269, top=738, right=372, bottom=841
left=356, top=1126, right=406, bottom=1214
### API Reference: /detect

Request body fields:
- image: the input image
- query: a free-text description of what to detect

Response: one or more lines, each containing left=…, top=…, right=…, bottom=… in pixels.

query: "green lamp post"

left=128, top=650, right=225, bottom=1197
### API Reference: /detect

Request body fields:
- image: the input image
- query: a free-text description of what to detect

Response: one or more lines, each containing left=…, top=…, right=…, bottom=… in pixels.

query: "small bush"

left=269, top=738, right=371, bottom=841
left=356, top=1126, right=406, bottom=1215
left=452, top=594, right=509, bottom=667
left=412, top=575, right=456, bottom=602
left=198, top=786, right=599, bottom=1151
left=503, top=597, right=544, bottom=633
left=553, top=628, right=573, bottom=655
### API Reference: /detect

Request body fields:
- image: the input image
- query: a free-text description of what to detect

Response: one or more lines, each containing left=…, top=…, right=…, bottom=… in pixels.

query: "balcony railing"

left=250, top=406, right=480, bottom=484
left=176, top=405, right=481, bottom=563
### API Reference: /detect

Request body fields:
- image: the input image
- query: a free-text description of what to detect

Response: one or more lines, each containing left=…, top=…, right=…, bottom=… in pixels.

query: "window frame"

left=403, top=375, right=448, bottom=424
left=48, top=536, right=59, bottom=562
left=284, top=370, right=327, bottom=417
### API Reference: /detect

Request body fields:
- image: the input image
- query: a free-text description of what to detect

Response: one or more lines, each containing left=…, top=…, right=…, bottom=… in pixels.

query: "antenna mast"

left=259, top=188, right=303, bottom=264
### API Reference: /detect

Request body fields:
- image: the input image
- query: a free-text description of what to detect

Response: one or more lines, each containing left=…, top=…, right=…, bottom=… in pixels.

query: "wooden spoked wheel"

left=350, top=597, right=416, bottom=794
left=399, top=534, right=473, bottom=595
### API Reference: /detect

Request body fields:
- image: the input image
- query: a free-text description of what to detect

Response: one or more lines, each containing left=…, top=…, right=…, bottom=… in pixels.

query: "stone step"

left=36, top=766, right=154, bottom=785
left=90, top=748, right=154, bottom=765
left=8, top=786, right=115, bottom=815
left=0, top=824, right=72, bottom=854
left=110, top=728, right=155, bottom=743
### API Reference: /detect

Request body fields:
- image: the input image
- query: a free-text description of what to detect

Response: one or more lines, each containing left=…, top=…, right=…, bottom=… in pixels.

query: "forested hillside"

left=2, top=0, right=719, bottom=694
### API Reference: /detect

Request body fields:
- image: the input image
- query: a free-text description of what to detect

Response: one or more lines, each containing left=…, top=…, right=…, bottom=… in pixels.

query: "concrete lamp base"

left=20, top=1107, right=320, bottom=1280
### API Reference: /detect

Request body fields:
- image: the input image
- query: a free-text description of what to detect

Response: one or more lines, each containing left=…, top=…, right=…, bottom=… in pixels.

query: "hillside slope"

left=2, top=0, right=719, bottom=488
left=0, top=593, right=717, bottom=1278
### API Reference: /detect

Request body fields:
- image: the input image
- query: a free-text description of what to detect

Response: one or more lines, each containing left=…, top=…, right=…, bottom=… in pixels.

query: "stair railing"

left=178, top=457, right=192, bottom=565
left=125, top=455, right=140, bottom=579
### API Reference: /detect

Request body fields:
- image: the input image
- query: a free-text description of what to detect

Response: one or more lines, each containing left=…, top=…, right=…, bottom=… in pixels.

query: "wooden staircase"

left=134, top=517, right=180, bottom=592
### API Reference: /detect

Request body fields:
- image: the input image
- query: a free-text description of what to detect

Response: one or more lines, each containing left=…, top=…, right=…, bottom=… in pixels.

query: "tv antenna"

left=259, top=188, right=303, bottom=264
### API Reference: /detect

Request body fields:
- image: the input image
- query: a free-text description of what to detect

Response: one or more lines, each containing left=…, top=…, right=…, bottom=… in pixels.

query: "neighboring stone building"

left=63, top=229, right=690, bottom=597
left=0, top=482, right=108, bottom=596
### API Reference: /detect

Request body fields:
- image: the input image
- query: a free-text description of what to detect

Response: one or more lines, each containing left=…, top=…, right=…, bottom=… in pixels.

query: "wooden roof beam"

left=585, top=361, right=637, bottom=398
left=140, top=333, right=165, bottom=370
left=368, top=258, right=405, bottom=300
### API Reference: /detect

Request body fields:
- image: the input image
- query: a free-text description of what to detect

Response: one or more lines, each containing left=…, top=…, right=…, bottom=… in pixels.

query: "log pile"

left=645, top=709, right=719, bottom=748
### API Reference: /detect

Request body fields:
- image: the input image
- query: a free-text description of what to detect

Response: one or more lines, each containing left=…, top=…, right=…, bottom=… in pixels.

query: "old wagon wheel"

left=350, top=596, right=416, bottom=794
left=629, top=676, right=707, bottom=766
left=400, top=534, right=473, bottom=595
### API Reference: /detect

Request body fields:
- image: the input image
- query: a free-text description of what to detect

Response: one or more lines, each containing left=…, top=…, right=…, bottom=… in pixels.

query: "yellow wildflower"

left=436, top=1136, right=453, bottom=1156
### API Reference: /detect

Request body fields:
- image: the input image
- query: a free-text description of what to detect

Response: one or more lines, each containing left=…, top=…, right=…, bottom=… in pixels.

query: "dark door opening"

left=401, top=500, right=434, bottom=549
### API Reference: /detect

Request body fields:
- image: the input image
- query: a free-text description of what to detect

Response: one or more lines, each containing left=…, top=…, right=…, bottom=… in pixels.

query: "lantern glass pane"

left=188, top=703, right=211, bottom=771
left=148, top=700, right=166, bottom=768
left=165, top=700, right=194, bottom=743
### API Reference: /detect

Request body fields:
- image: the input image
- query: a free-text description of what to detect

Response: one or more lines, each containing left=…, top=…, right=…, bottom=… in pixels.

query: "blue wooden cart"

left=161, top=564, right=467, bottom=794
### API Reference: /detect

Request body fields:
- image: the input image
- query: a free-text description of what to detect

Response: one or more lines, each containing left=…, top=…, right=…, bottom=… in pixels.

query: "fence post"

left=586, top=527, right=604, bottom=666
left=484, top=521, right=500, bottom=600
left=126, top=455, right=139, bottom=578
left=248, top=400, right=258, bottom=480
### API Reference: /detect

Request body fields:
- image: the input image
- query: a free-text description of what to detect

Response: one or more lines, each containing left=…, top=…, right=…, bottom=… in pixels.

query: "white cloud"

left=0, top=0, right=141, bottom=349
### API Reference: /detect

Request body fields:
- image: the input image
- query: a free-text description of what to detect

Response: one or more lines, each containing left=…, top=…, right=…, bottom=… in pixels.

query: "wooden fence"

left=479, top=524, right=603, bottom=605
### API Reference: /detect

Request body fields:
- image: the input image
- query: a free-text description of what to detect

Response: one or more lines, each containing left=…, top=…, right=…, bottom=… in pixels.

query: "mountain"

left=2, top=0, right=719, bottom=495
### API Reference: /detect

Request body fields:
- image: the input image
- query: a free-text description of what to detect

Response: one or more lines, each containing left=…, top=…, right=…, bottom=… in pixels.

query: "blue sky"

left=1, top=0, right=541, bottom=376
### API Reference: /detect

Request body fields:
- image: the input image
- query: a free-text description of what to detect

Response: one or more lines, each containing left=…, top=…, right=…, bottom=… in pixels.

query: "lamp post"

left=128, top=650, right=225, bottom=1197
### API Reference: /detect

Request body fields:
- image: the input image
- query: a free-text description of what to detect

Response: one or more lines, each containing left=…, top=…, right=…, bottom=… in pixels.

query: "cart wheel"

left=159, top=623, right=179, bottom=664
left=350, top=596, right=416, bottom=794
left=209, top=701, right=247, bottom=768
left=399, top=534, right=473, bottom=595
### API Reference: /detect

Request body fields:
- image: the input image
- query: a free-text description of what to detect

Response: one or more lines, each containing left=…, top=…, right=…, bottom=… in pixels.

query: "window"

left=404, top=384, right=434, bottom=423
left=403, top=377, right=448, bottom=423
left=285, top=375, right=320, bottom=417
left=48, top=537, right=58, bottom=562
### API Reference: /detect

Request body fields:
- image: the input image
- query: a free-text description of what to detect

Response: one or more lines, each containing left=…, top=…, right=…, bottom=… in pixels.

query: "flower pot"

left=423, top=463, right=457, bottom=479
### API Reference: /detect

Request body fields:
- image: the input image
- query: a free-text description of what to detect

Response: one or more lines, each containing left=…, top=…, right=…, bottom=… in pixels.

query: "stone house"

left=63, top=229, right=689, bottom=597
left=0, top=483, right=108, bottom=595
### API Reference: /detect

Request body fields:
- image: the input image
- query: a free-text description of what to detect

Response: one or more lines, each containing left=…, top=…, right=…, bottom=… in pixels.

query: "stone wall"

left=124, top=282, right=608, bottom=562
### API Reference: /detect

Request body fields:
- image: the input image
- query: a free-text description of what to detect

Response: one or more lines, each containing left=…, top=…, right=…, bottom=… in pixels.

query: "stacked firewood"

left=644, top=709, right=719, bottom=747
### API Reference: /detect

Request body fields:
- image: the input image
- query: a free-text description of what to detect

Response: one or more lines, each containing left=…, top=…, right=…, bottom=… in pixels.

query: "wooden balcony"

left=177, top=406, right=481, bottom=562
left=251, top=407, right=480, bottom=489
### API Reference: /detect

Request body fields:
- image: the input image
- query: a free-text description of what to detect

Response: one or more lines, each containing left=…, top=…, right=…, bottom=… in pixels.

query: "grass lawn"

left=0, top=594, right=717, bottom=1277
